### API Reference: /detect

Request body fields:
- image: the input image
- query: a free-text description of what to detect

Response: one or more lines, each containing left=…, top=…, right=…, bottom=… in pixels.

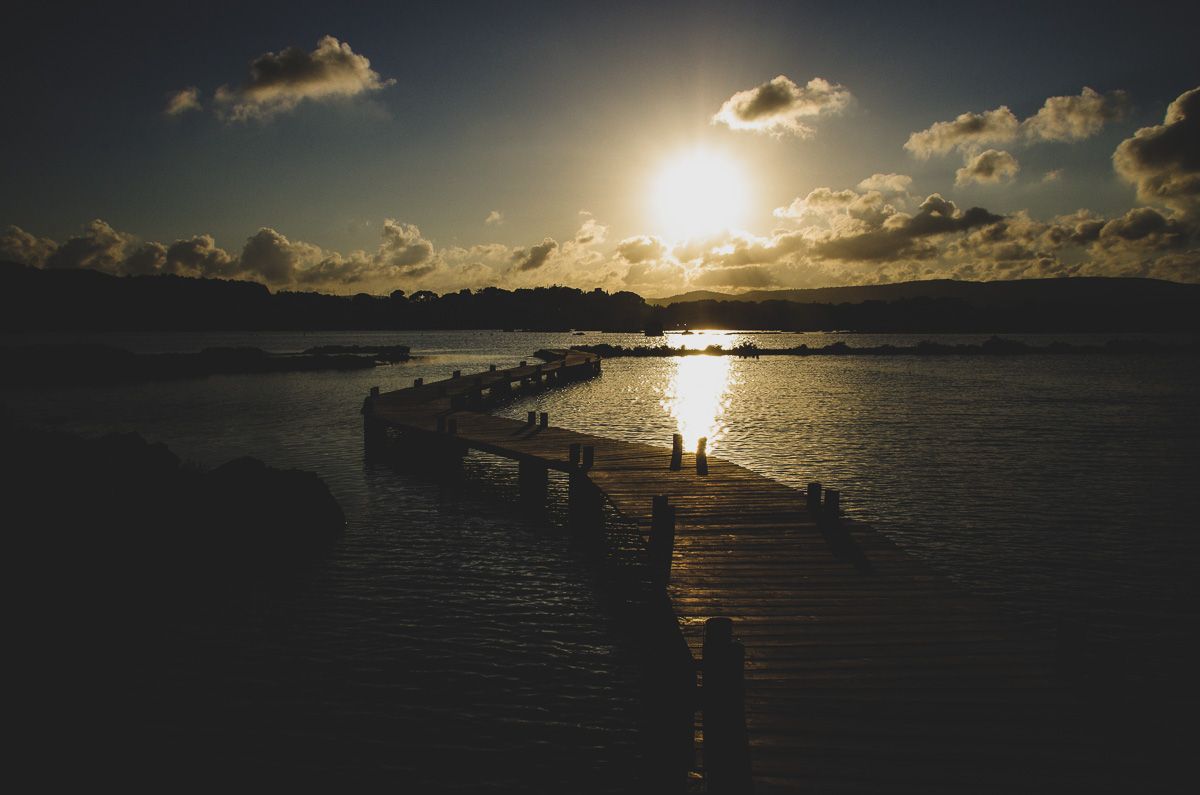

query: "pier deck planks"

left=365, top=351, right=1079, bottom=792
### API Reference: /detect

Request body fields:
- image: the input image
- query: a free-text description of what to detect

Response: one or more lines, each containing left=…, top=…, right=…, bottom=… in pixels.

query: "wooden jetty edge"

left=362, top=351, right=1089, bottom=793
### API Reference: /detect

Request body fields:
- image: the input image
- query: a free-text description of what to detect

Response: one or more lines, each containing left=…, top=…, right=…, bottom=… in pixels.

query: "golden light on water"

left=661, top=354, right=734, bottom=454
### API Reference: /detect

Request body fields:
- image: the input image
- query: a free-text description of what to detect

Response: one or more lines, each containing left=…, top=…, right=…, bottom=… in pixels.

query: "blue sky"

left=2, top=1, right=1197, bottom=294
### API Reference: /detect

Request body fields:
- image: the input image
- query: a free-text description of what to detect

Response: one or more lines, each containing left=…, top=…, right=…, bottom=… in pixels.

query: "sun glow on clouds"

left=650, top=148, right=750, bottom=244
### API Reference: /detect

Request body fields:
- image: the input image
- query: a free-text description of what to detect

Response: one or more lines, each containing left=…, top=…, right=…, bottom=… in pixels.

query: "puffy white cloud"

left=616, top=235, right=666, bottom=264
left=1022, top=87, right=1129, bottom=142
left=905, top=106, right=1019, bottom=158
left=377, top=220, right=435, bottom=273
left=857, top=173, right=913, bottom=194
left=44, top=219, right=135, bottom=273
left=165, top=234, right=237, bottom=277
left=1042, top=169, right=1064, bottom=183
left=1113, top=86, right=1200, bottom=217
left=485, top=210, right=503, bottom=226
left=212, top=36, right=394, bottom=122
left=955, top=149, right=1020, bottom=186
left=238, top=228, right=322, bottom=284
left=712, top=75, right=851, bottom=137
left=164, top=87, right=201, bottom=116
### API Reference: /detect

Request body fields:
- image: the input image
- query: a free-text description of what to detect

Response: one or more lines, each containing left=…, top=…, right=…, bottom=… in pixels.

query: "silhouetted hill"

left=2, top=263, right=1198, bottom=333
left=649, top=277, right=1200, bottom=307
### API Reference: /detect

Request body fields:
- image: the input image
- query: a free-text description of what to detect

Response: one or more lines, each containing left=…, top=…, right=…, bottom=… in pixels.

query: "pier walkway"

left=362, top=351, right=1079, bottom=793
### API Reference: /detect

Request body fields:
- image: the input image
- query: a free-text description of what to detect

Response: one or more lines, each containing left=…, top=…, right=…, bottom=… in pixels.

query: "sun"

left=650, top=148, right=750, bottom=243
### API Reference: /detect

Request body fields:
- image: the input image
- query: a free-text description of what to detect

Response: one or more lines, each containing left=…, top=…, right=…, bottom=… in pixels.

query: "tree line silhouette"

left=2, top=262, right=1197, bottom=333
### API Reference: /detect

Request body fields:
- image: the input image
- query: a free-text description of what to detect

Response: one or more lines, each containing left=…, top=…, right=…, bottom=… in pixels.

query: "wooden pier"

left=363, top=351, right=1085, bottom=793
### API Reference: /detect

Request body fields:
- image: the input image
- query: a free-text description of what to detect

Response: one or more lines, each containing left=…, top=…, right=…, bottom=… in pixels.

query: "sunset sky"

left=2, top=1, right=1197, bottom=295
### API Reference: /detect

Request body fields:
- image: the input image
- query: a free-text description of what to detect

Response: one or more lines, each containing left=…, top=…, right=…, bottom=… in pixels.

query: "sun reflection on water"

left=661, top=354, right=734, bottom=454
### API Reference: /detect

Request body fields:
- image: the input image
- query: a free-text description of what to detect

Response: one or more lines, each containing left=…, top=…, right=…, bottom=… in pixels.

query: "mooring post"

left=696, top=437, right=709, bottom=476
left=452, top=369, right=461, bottom=379
left=526, top=411, right=536, bottom=426
left=582, top=445, right=594, bottom=471
left=361, top=391, right=386, bottom=455
left=539, top=412, right=549, bottom=428
left=519, top=360, right=527, bottom=367
left=569, top=443, right=581, bottom=467
left=670, top=433, right=683, bottom=471
left=806, top=482, right=822, bottom=513
left=824, top=489, right=840, bottom=520
left=703, top=617, right=752, bottom=794
left=414, top=377, right=423, bottom=387
left=649, top=495, right=677, bottom=584
left=370, top=386, right=380, bottom=397
left=490, top=363, right=497, bottom=371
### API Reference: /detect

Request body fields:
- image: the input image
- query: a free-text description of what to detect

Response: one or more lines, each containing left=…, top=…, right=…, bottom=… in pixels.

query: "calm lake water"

left=4, top=329, right=1199, bottom=783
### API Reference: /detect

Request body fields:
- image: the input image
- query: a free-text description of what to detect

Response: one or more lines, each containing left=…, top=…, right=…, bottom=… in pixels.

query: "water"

left=4, top=329, right=1199, bottom=779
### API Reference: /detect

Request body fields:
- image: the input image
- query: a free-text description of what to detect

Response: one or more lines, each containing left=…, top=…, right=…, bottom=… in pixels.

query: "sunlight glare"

left=650, top=148, right=749, bottom=243
left=661, top=354, right=734, bottom=454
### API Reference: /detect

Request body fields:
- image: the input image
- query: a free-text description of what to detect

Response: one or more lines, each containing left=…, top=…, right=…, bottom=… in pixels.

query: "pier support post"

left=696, top=437, right=709, bottom=476
left=361, top=396, right=387, bottom=457
left=648, top=495, right=677, bottom=584
left=703, top=617, right=752, bottom=794
left=670, top=433, right=683, bottom=471
left=414, top=377, right=423, bottom=388
left=568, top=470, right=605, bottom=553
left=569, top=443, right=581, bottom=467
left=526, top=411, right=536, bottom=427
left=518, top=458, right=548, bottom=512
left=824, top=489, right=840, bottom=522
left=452, top=369, right=461, bottom=379
left=582, top=445, right=594, bottom=471
left=539, top=412, right=549, bottom=428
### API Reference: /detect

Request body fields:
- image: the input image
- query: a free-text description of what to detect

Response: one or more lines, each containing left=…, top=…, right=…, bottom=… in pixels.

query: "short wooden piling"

left=568, top=470, right=605, bottom=551
left=526, top=411, right=536, bottom=426
left=670, top=433, right=683, bottom=471
left=649, top=495, right=677, bottom=584
left=806, top=482, right=822, bottom=513
left=539, top=411, right=549, bottom=428
left=824, top=488, right=841, bottom=519
left=569, top=443, right=581, bottom=467
left=370, top=386, right=380, bottom=397
left=414, top=377, right=423, bottom=387
left=696, top=437, right=709, bottom=476
left=452, top=369, right=461, bottom=379
left=489, top=363, right=497, bottom=371
left=582, top=445, right=594, bottom=470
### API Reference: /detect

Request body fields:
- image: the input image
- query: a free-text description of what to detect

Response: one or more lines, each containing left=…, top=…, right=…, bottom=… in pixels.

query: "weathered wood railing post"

left=569, top=443, right=581, bottom=467
left=414, top=377, right=423, bottom=387
left=670, top=433, right=683, bottom=471
left=581, top=445, right=594, bottom=471
left=703, top=617, right=752, bottom=794
left=824, top=489, right=840, bottom=522
left=489, top=363, right=497, bottom=371
left=648, top=495, right=677, bottom=584
left=452, top=369, right=461, bottom=379
left=539, top=412, right=549, bottom=428
left=696, top=437, right=709, bottom=476
left=526, top=411, right=536, bottom=427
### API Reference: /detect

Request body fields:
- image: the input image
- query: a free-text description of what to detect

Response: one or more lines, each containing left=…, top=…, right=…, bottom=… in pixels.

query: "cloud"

left=511, top=238, right=558, bottom=271
left=905, top=106, right=1019, bottom=158
left=573, top=215, right=608, bottom=246
left=43, top=219, right=135, bottom=272
left=955, top=149, right=1020, bottom=186
left=377, top=219, right=435, bottom=273
left=238, top=228, right=322, bottom=284
left=813, top=194, right=1003, bottom=262
left=1113, top=86, right=1200, bottom=217
left=907, top=87, right=1131, bottom=160
left=0, top=225, right=57, bottom=266
left=712, top=75, right=852, bottom=137
left=164, top=87, right=201, bottom=116
left=616, top=235, right=666, bottom=263
left=485, top=210, right=503, bottom=226
left=1043, top=169, right=1064, bottom=183
left=857, top=173, right=913, bottom=194
left=165, top=234, right=237, bottom=277
left=212, top=36, right=394, bottom=122
left=1022, top=87, right=1130, bottom=142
